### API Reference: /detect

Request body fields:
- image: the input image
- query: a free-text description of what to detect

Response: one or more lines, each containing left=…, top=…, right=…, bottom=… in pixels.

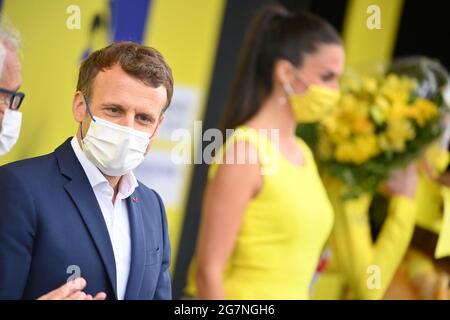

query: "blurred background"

left=1, top=0, right=448, bottom=298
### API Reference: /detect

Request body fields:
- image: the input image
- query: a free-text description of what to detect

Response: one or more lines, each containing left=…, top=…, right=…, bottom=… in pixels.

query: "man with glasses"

left=0, top=18, right=24, bottom=156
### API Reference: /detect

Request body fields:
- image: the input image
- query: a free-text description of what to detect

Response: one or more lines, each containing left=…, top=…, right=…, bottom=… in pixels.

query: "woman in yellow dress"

left=185, top=4, right=344, bottom=299
left=383, top=143, right=450, bottom=299
left=311, top=169, right=418, bottom=300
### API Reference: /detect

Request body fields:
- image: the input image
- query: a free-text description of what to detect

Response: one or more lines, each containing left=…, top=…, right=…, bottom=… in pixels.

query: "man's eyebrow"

left=100, top=102, right=127, bottom=110
left=136, top=111, right=157, bottom=123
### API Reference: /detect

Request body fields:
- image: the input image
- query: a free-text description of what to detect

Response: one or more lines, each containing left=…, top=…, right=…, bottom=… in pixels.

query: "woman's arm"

left=328, top=164, right=418, bottom=299
left=196, top=141, right=262, bottom=299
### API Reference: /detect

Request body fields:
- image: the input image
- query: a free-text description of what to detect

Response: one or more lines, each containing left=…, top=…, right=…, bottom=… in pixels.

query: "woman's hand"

left=385, top=163, right=418, bottom=199
left=412, top=272, right=450, bottom=300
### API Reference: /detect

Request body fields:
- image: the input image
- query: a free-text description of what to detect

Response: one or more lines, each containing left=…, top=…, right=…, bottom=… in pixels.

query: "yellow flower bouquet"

left=314, top=57, right=450, bottom=198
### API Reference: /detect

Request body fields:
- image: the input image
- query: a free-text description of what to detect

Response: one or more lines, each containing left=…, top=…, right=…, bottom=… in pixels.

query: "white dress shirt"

left=71, top=137, right=137, bottom=300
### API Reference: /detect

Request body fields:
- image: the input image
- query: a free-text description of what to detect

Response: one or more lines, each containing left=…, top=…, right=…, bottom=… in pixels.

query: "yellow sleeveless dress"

left=185, top=126, right=334, bottom=299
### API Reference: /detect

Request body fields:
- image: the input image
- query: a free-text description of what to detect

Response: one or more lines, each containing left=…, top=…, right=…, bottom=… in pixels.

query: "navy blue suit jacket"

left=0, top=138, right=171, bottom=299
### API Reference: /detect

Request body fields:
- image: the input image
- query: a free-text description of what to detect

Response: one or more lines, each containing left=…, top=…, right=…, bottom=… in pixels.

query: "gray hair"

left=0, top=16, right=21, bottom=75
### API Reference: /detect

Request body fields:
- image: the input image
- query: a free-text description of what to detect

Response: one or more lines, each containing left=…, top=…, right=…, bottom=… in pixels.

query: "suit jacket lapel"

left=55, top=138, right=118, bottom=299
left=124, top=189, right=146, bottom=300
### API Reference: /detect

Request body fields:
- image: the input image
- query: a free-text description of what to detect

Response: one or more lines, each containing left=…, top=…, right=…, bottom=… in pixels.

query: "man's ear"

left=72, top=91, right=86, bottom=123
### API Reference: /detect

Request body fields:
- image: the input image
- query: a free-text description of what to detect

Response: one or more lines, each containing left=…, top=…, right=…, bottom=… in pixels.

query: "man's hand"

left=37, top=277, right=107, bottom=300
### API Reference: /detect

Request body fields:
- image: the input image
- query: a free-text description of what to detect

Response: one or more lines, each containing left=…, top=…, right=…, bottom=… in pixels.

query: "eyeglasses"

left=0, top=87, right=25, bottom=110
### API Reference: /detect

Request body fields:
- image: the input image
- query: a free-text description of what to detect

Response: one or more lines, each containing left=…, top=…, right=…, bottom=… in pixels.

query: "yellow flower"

left=362, top=76, right=378, bottom=95
left=380, top=74, right=416, bottom=104
left=390, top=99, right=409, bottom=119
left=378, top=119, right=415, bottom=152
left=353, top=117, right=374, bottom=135
left=334, top=141, right=355, bottom=163
left=407, top=98, right=439, bottom=126
left=334, top=133, right=379, bottom=164
left=356, top=134, right=380, bottom=163
left=375, top=95, right=390, bottom=111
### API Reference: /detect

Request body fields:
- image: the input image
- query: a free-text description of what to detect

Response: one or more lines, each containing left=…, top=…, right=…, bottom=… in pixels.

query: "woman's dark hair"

left=220, top=4, right=341, bottom=134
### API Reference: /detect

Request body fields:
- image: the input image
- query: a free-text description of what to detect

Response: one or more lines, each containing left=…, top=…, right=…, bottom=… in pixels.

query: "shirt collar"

left=70, top=136, right=138, bottom=198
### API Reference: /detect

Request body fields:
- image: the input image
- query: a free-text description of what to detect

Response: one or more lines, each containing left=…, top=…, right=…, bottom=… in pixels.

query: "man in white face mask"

left=0, top=42, right=173, bottom=300
left=0, top=19, right=24, bottom=156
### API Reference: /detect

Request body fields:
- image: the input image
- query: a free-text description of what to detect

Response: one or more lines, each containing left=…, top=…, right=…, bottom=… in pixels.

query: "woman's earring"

left=283, top=82, right=294, bottom=95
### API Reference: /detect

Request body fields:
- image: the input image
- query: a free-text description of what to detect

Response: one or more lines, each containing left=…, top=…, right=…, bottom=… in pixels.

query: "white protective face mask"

left=0, top=108, right=22, bottom=156
left=80, top=97, right=153, bottom=176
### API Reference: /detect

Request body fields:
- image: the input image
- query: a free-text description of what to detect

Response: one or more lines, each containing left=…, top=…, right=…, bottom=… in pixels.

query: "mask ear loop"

left=80, top=95, right=95, bottom=142
left=83, top=95, right=96, bottom=122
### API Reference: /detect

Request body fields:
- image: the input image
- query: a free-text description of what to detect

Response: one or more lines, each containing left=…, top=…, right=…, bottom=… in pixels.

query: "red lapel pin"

left=132, top=196, right=139, bottom=203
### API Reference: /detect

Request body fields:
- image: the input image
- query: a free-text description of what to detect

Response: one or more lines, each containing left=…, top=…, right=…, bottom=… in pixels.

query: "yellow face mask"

left=284, top=81, right=340, bottom=123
